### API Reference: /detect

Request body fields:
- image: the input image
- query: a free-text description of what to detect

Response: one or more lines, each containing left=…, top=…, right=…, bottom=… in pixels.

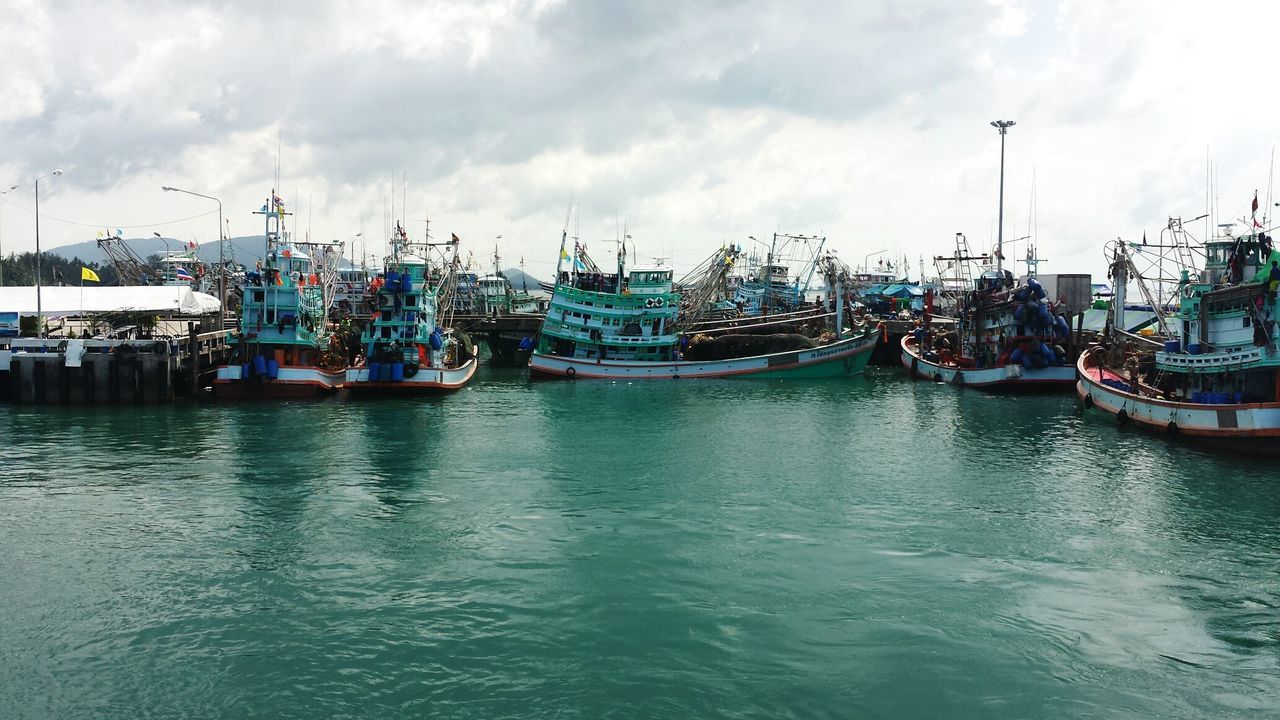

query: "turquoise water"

left=1, top=368, right=1277, bottom=718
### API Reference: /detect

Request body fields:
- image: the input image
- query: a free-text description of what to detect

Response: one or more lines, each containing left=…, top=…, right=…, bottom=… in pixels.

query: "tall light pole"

left=0, top=183, right=17, bottom=286
left=34, top=169, right=63, bottom=338
left=162, top=186, right=225, bottom=328
left=990, top=120, right=1015, bottom=276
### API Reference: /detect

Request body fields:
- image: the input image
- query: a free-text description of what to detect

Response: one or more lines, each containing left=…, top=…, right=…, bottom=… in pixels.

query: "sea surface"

left=1, top=367, right=1277, bottom=719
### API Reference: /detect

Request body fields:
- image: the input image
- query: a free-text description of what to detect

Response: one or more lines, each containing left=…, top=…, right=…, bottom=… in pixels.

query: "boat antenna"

left=1266, top=145, right=1275, bottom=230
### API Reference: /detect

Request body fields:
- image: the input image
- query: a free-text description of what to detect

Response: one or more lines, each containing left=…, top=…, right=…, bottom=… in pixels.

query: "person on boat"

left=1269, top=260, right=1280, bottom=296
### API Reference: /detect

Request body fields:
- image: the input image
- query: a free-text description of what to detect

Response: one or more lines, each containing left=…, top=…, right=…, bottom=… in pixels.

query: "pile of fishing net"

left=684, top=333, right=816, bottom=360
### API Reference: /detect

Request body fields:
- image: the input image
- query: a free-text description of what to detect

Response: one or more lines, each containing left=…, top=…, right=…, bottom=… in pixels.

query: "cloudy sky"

left=0, top=0, right=1275, bottom=281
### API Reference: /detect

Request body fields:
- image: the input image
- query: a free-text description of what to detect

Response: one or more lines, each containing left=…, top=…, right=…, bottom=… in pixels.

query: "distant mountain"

left=46, top=235, right=366, bottom=268
left=502, top=267, right=547, bottom=293
left=48, top=235, right=269, bottom=265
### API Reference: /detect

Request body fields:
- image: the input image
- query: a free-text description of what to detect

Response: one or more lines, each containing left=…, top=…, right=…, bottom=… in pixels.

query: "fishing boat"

left=1078, top=222, right=1280, bottom=443
left=343, top=223, right=477, bottom=393
left=528, top=232, right=876, bottom=379
left=900, top=233, right=1078, bottom=389
left=214, top=192, right=346, bottom=398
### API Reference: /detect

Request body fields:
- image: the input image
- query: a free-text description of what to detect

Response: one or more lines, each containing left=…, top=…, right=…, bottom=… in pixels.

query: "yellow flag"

left=81, top=267, right=100, bottom=282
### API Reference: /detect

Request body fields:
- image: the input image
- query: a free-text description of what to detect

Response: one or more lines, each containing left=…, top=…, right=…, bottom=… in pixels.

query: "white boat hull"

left=214, top=364, right=345, bottom=398
left=900, top=335, right=1076, bottom=389
left=344, top=357, right=477, bottom=392
left=529, top=333, right=876, bottom=380
left=1076, top=350, right=1280, bottom=439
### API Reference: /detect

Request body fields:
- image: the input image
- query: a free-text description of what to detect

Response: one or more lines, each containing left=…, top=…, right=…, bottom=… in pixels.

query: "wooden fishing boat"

left=214, top=191, right=346, bottom=398
left=344, top=223, right=478, bottom=394
left=528, top=233, right=875, bottom=380
left=1078, top=223, right=1280, bottom=444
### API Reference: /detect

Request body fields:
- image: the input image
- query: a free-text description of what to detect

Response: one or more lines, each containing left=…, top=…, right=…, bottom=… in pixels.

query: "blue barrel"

left=1191, top=391, right=1204, bottom=403
left=266, top=359, right=280, bottom=379
left=390, top=362, right=405, bottom=382
left=401, top=274, right=413, bottom=293
left=386, top=270, right=399, bottom=286
left=1163, top=339, right=1180, bottom=353
left=241, top=362, right=252, bottom=378
left=252, top=354, right=267, bottom=375
left=1213, top=392, right=1228, bottom=404
left=367, top=361, right=380, bottom=381
left=378, top=363, right=392, bottom=382
left=1234, top=392, right=1244, bottom=403
left=429, top=330, right=444, bottom=350
left=1187, top=343, right=1202, bottom=355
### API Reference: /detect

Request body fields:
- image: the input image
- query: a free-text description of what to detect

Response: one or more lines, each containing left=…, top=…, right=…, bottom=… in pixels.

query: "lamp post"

left=990, top=120, right=1016, bottom=275
left=34, top=169, right=63, bottom=338
left=162, top=186, right=224, bottom=328
left=0, top=184, right=17, bottom=286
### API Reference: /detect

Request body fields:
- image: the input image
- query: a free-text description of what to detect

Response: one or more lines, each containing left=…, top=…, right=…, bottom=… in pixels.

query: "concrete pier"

left=0, top=330, right=234, bottom=405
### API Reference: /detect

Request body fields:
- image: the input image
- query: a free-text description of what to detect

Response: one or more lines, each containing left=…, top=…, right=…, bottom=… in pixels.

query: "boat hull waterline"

left=214, top=364, right=345, bottom=398
left=344, top=357, right=478, bottom=393
left=1076, top=350, right=1280, bottom=439
left=529, top=333, right=876, bottom=380
left=900, top=335, right=1076, bottom=389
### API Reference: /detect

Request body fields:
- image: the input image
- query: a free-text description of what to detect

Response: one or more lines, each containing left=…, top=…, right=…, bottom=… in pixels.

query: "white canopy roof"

left=0, top=286, right=221, bottom=317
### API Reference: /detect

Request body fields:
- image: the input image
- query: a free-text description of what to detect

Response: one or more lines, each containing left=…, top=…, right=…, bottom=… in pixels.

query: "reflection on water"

left=0, top=366, right=1277, bottom=718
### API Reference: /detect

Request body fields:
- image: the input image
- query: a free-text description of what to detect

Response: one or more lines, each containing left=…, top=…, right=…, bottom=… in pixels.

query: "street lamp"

left=34, top=169, right=63, bottom=338
left=153, top=231, right=171, bottom=255
left=0, top=183, right=17, bottom=286
left=990, top=120, right=1016, bottom=273
left=162, top=186, right=225, bottom=328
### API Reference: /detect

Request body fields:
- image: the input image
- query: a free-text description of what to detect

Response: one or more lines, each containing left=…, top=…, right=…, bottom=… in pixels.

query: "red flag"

left=1253, top=191, right=1259, bottom=214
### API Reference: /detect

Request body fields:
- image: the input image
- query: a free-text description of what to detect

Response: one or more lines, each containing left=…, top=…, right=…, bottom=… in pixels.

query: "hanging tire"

left=565, top=366, right=576, bottom=378
left=1166, top=421, right=1179, bottom=437
left=952, top=371, right=964, bottom=386
left=1116, top=409, right=1129, bottom=425
left=910, top=356, right=919, bottom=380
left=1083, top=393, right=1094, bottom=409
left=933, top=373, right=943, bottom=383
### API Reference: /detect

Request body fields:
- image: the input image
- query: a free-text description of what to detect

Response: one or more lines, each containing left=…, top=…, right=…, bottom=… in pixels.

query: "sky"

left=1, top=0, right=1278, bottom=283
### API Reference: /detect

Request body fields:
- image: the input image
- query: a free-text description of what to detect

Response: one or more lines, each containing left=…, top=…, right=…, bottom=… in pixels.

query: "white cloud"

left=1, top=0, right=1277, bottom=286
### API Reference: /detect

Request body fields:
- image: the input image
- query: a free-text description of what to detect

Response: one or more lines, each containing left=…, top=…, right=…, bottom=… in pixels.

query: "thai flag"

left=175, top=266, right=194, bottom=281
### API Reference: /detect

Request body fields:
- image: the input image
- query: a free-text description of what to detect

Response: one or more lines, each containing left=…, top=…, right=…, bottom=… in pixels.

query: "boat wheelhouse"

left=1079, top=226, right=1280, bottom=443
left=343, top=223, right=476, bottom=393
left=214, top=193, right=345, bottom=397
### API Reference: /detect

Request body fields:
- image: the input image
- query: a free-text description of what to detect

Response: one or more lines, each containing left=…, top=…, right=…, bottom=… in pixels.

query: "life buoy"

left=566, top=366, right=576, bottom=378
left=645, top=298, right=656, bottom=308
left=654, top=297, right=665, bottom=307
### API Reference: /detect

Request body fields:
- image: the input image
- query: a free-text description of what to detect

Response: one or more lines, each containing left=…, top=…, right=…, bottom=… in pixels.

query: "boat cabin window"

left=629, top=271, right=671, bottom=285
